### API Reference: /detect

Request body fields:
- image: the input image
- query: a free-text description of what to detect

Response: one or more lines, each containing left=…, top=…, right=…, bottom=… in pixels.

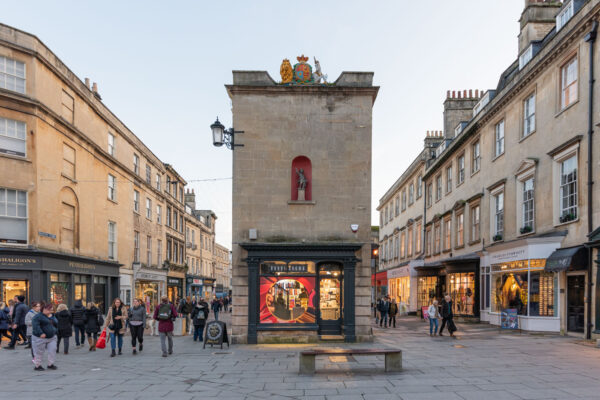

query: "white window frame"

left=436, top=175, right=442, bottom=201
left=522, top=178, right=535, bottom=230
left=490, top=186, right=504, bottom=240
left=133, top=153, right=140, bottom=175
left=444, top=217, right=451, bottom=251
left=552, top=142, right=579, bottom=225
left=472, top=141, right=481, bottom=173
left=556, top=0, right=574, bottom=31
left=416, top=222, right=422, bottom=253
left=0, top=188, right=28, bottom=244
left=157, top=204, right=162, bottom=224
left=407, top=226, right=413, bottom=257
left=519, top=44, right=533, bottom=70
left=446, top=166, right=452, bottom=193
left=145, top=165, right=151, bottom=184
left=561, top=55, right=578, bottom=110
left=416, top=175, right=422, bottom=198
left=134, top=231, right=140, bottom=263
left=523, top=93, right=536, bottom=137
left=0, top=117, right=27, bottom=157
left=456, top=212, right=464, bottom=247
left=146, top=198, right=152, bottom=219
left=409, top=183, right=414, bottom=205
left=157, top=239, right=162, bottom=265
left=401, top=190, right=407, bottom=211
left=156, top=174, right=161, bottom=191
left=108, top=174, right=116, bottom=201
left=494, top=120, right=505, bottom=158
left=400, top=231, right=406, bottom=258
left=0, top=56, right=26, bottom=94
left=147, top=236, right=152, bottom=266
left=133, top=190, right=140, bottom=213
left=516, top=165, right=536, bottom=235
left=108, top=221, right=117, bottom=260
left=107, top=133, right=115, bottom=156
left=470, top=204, right=480, bottom=242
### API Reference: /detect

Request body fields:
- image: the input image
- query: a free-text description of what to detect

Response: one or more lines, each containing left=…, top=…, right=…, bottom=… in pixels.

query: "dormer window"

left=519, top=44, right=533, bottom=70
left=556, top=1, right=574, bottom=32
left=473, top=91, right=494, bottom=117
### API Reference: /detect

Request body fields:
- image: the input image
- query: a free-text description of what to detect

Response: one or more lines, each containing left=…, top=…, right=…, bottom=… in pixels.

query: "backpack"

left=157, top=303, right=172, bottom=321
left=193, top=306, right=206, bottom=325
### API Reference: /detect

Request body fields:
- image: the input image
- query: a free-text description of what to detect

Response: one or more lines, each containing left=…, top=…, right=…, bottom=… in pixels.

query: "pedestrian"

left=379, top=296, right=390, bottom=328
left=223, top=296, right=229, bottom=313
left=190, top=297, right=209, bottom=342
left=389, top=298, right=398, bottom=328
left=31, top=302, right=58, bottom=371
left=105, top=298, right=127, bottom=357
left=153, top=295, right=178, bottom=357
left=179, top=296, right=193, bottom=334
left=70, top=299, right=86, bottom=348
left=439, top=294, right=456, bottom=337
left=6, top=295, right=28, bottom=349
left=211, top=297, right=220, bottom=321
left=428, top=299, right=440, bottom=336
left=0, top=301, right=13, bottom=346
left=24, top=302, right=40, bottom=355
left=375, top=297, right=382, bottom=324
left=54, top=304, right=72, bottom=354
left=128, top=298, right=146, bottom=355
left=83, top=302, right=103, bottom=351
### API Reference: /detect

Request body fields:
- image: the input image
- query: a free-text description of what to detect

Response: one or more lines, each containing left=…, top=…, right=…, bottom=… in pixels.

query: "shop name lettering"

left=0, top=257, right=37, bottom=264
left=492, top=249, right=525, bottom=261
left=265, top=264, right=308, bottom=273
left=68, top=261, right=95, bottom=271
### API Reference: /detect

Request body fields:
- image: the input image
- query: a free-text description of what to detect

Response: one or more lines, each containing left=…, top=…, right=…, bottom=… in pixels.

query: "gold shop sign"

left=0, top=257, right=39, bottom=266
left=68, top=261, right=96, bottom=271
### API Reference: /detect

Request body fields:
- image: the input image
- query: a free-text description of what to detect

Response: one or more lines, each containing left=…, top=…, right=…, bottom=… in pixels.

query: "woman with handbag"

left=128, top=298, right=146, bottom=355
left=83, top=302, right=102, bottom=351
left=105, top=298, right=127, bottom=357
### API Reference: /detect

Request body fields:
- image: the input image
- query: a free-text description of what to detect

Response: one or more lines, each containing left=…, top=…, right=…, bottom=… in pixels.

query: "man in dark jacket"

left=439, top=294, right=455, bottom=337
left=6, top=295, right=28, bottom=349
left=379, top=296, right=390, bottom=328
left=190, top=298, right=209, bottom=342
left=153, top=295, right=178, bottom=357
left=70, top=299, right=86, bottom=348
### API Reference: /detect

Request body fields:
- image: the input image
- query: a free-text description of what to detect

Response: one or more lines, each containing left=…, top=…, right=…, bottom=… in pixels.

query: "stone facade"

left=228, top=69, right=378, bottom=343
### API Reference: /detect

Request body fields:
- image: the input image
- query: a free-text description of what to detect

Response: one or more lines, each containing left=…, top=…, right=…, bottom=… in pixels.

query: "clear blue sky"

left=3, top=0, right=524, bottom=248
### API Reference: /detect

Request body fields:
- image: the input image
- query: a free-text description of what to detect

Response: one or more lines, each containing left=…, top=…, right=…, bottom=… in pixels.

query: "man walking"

left=379, top=296, right=390, bottom=328
left=153, top=295, right=178, bottom=357
left=389, top=298, right=398, bottom=328
left=439, top=294, right=455, bottom=337
left=211, top=297, right=220, bottom=321
left=6, top=295, right=28, bottom=349
left=70, top=299, right=86, bottom=348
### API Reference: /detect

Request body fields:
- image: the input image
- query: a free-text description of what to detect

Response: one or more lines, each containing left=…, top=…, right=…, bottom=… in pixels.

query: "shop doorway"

left=1, top=280, right=29, bottom=304
left=318, top=264, right=342, bottom=335
left=567, top=275, right=585, bottom=333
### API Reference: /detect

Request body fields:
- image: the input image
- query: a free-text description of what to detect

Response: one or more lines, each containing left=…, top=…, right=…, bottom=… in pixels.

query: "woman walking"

left=24, top=302, right=40, bottom=352
left=31, top=303, right=58, bottom=371
left=0, top=301, right=13, bottom=346
left=428, top=299, right=440, bottom=336
left=83, top=302, right=102, bottom=351
left=105, top=298, right=127, bottom=357
left=190, top=297, right=209, bottom=342
left=128, top=298, right=146, bottom=355
left=55, top=304, right=72, bottom=354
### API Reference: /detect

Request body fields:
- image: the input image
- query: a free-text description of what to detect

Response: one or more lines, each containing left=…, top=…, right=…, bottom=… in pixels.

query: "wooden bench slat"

left=301, top=349, right=400, bottom=356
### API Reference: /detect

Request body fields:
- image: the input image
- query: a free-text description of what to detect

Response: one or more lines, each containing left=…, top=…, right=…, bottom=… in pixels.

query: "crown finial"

left=297, top=54, right=309, bottom=63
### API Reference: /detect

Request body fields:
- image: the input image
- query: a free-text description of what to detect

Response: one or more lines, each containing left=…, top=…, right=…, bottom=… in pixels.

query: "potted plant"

left=520, top=225, right=533, bottom=234
left=559, top=212, right=576, bottom=223
left=493, top=234, right=503, bottom=242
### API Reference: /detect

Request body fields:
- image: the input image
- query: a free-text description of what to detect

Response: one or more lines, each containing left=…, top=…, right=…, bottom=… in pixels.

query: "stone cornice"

left=226, top=84, right=380, bottom=104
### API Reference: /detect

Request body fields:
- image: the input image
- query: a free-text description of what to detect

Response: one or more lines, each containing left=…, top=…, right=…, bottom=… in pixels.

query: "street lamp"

left=211, top=117, right=244, bottom=150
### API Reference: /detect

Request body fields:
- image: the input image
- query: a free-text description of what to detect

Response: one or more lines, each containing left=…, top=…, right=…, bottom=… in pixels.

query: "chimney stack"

left=84, top=78, right=90, bottom=89
left=519, top=0, right=562, bottom=55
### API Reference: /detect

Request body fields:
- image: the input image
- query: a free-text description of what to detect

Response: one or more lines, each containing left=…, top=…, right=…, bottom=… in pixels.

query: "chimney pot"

left=469, top=89, right=473, bottom=98
left=452, top=91, right=456, bottom=98
left=458, top=91, right=462, bottom=99
left=92, top=82, right=98, bottom=92
left=447, top=90, right=450, bottom=98
left=84, top=78, right=90, bottom=89
left=463, top=90, right=467, bottom=98
left=475, top=89, right=479, bottom=97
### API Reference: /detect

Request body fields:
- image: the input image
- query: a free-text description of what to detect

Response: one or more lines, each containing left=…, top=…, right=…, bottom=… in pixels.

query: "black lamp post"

left=211, top=117, right=244, bottom=150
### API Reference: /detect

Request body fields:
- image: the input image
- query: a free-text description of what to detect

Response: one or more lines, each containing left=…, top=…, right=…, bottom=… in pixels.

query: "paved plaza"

left=2, top=314, right=600, bottom=400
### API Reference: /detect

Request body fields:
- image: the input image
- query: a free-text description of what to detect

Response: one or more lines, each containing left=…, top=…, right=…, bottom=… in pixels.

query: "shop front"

left=167, top=277, right=184, bottom=303
left=241, top=243, right=360, bottom=344
left=0, top=248, right=120, bottom=312
left=134, top=265, right=166, bottom=314
left=186, top=275, right=203, bottom=299
left=387, top=261, right=419, bottom=314
left=371, top=270, right=388, bottom=300
left=481, top=234, right=565, bottom=332
left=415, top=264, right=446, bottom=317
left=202, top=278, right=215, bottom=300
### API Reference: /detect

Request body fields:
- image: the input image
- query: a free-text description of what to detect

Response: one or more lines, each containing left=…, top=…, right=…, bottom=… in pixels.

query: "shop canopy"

left=544, top=245, right=588, bottom=272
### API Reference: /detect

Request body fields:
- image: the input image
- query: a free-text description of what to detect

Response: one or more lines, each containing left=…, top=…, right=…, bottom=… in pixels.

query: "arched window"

left=59, top=187, right=79, bottom=251
left=291, top=156, right=312, bottom=201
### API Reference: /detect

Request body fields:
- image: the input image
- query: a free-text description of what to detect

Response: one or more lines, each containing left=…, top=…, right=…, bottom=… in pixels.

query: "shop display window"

left=529, top=271, right=555, bottom=317
left=417, top=276, right=439, bottom=311
left=50, top=273, right=70, bottom=307
left=1, top=280, right=28, bottom=304
left=136, top=281, right=159, bottom=314
left=492, top=272, right=528, bottom=315
left=319, top=277, right=341, bottom=321
left=448, top=272, right=475, bottom=316
left=260, top=276, right=316, bottom=323
left=389, top=276, right=410, bottom=312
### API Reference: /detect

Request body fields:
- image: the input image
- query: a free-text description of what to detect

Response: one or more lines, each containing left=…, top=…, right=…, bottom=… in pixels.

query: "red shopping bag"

left=96, top=328, right=107, bottom=349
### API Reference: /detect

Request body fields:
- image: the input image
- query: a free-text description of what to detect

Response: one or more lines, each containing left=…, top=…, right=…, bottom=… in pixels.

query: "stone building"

left=214, top=243, right=231, bottom=296
left=379, top=0, right=600, bottom=339
left=377, top=132, right=443, bottom=314
left=227, top=61, right=378, bottom=343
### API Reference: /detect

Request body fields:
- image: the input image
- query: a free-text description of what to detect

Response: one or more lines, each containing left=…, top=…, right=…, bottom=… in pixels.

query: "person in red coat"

left=153, top=296, right=178, bottom=357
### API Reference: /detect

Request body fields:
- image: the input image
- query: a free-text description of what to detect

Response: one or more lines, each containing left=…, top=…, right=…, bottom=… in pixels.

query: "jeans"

left=159, top=331, right=173, bottom=354
left=32, top=336, right=57, bottom=367
left=57, top=335, right=69, bottom=352
left=193, top=324, right=205, bottom=341
left=73, top=325, right=85, bottom=346
left=130, top=325, right=144, bottom=347
left=213, top=311, right=219, bottom=321
left=379, top=312, right=388, bottom=327
left=389, top=314, right=396, bottom=328
left=429, top=318, right=439, bottom=335
left=8, top=324, right=26, bottom=347
left=109, top=332, right=123, bottom=350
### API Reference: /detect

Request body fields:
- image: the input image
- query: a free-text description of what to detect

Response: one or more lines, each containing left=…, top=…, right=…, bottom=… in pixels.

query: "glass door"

left=318, top=264, right=342, bottom=335
left=1, top=280, right=29, bottom=304
left=567, top=275, right=585, bottom=332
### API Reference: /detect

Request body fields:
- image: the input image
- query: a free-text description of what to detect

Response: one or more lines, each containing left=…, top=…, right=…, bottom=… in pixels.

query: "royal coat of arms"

left=292, top=55, right=313, bottom=84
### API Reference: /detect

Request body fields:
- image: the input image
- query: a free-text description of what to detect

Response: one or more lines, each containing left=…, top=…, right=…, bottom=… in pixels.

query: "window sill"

left=471, top=169, right=480, bottom=178
left=492, top=152, right=504, bottom=163
left=454, top=244, right=465, bottom=250
left=456, top=181, right=464, bottom=188
left=107, top=198, right=118, bottom=204
left=517, top=230, right=536, bottom=238
left=442, top=249, right=451, bottom=254
left=433, top=251, right=441, bottom=256
left=287, top=200, right=316, bottom=205
left=519, top=130, right=536, bottom=143
left=555, top=99, right=579, bottom=118
left=554, top=217, right=579, bottom=228
left=146, top=217, right=152, bottom=222
left=468, top=239, right=481, bottom=246
left=61, top=173, right=77, bottom=184
left=0, top=153, right=31, bottom=163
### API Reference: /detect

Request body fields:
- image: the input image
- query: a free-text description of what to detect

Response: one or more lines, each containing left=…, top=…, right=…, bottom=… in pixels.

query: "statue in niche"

left=296, top=168, right=308, bottom=201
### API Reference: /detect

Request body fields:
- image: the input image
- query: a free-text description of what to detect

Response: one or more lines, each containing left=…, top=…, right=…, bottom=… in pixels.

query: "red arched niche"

left=291, top=156, right=312, bottom=201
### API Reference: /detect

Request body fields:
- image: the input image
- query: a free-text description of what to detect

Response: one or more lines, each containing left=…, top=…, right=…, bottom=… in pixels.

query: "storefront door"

left=567, top=275, right=585, bottom=332
left=318, top=265, right=342, bottom=335
left=1, top=280, right=28, bottom=304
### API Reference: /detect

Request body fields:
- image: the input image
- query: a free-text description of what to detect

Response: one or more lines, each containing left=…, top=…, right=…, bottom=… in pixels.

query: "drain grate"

left=213, top=351, right=231, bottom=355
left=183, top=378, right=200, bottom=385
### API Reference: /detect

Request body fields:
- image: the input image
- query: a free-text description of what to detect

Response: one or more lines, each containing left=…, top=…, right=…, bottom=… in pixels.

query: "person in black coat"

left=439, top=294, right=456, bottom=337
left=70, top=299, right=86, bottom=348
left=55, top=304, right=72, bottom=354
left=6, top=295, right=28, bottom=349
left=190, top=298, right=209, bottom=342
left=83, top=302, right=103, bottom=351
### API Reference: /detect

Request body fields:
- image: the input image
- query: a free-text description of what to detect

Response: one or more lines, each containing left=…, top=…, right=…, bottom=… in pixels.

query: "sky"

left=2, top=0, right=524, bottom=249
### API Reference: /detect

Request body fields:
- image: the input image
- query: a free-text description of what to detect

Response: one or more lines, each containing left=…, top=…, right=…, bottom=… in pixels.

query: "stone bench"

left=299, top=348, right=402, bottom=374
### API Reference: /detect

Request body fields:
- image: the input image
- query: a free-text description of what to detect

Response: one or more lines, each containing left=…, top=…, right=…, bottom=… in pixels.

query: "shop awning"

left=545, top=245, right=588, bottom=272
left=371, top=271, right=388, bottom=286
